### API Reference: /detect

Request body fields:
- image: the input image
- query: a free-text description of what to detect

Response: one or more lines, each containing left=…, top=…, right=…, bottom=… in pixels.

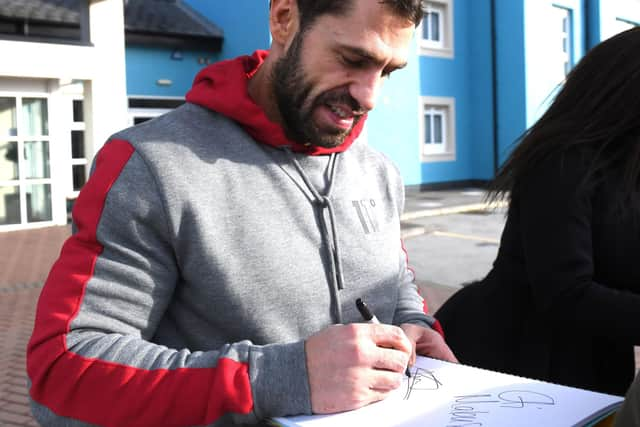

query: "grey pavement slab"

left=404, top=207, right=507, bottom=289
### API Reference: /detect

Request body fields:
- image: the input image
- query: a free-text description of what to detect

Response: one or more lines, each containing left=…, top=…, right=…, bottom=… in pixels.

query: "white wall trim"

left=419, top=96, right=457, bottom=163
left=418, top=0, right=455, bottom=59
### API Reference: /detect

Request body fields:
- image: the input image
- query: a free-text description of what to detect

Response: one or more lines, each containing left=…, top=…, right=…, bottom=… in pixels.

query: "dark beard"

left=271, top=32, right=362, bottom=148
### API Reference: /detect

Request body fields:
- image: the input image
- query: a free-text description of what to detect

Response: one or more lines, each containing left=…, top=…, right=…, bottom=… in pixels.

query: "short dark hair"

left=270, top=0, right=425, bottom=30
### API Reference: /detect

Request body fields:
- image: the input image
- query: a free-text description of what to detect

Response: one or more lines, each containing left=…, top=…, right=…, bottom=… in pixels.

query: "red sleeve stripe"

left=400, top=239, right=428, bottom=313
left=431, top=318, right=445, bottom=338
left=27, top=139, right=253, bottom=427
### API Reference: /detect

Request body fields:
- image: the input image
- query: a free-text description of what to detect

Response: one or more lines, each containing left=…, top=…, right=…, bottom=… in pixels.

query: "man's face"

left=271, top=0, right=415, bottom=148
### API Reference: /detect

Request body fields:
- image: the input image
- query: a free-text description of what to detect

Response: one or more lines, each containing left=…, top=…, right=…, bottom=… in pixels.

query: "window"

left=0, top=95, right=53, bottom=227
left=69, top=99, right=87, bottom=195
left=423, top=5, right=443, bottom=45
left=551, top=5, right=573, bottom=78
left=419, top=0, right=454, bottom=58
left=420, top=97, right=456, bottom=162
left=127, top=97, right=184, bottom=127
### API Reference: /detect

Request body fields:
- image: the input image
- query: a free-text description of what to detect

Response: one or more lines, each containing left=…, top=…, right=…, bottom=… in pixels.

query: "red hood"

left=185, top=50, right=366, bottom=155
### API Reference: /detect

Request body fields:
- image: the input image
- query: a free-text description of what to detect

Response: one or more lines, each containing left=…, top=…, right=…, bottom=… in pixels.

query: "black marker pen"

left=355, top=298, right=412, bottom=378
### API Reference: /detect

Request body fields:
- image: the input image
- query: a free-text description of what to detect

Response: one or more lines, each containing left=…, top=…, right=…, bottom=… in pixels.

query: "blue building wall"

left=184, top=0, right=271, bottom=60
left=366, top=36, right=422, bottom=186
left=586, top=0, right=602, bottom=48
left=468, top=0, right=496, bottom=181
left=413, top=0, right=496, bottom=184
left=125, top=46, right=220, bottom=97
left=124, top=0, right=635, bottom=186
left=494, top=0, right=526, bottom=165
left=126, top=0, right=270, bottom=98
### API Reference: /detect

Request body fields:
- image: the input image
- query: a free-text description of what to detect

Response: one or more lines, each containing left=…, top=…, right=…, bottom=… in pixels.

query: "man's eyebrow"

left=340, top=45, right=408, bottom=71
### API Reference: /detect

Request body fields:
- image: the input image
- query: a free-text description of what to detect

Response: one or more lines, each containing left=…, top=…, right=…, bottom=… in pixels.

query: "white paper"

left=273, top=356, right=623, bottom=427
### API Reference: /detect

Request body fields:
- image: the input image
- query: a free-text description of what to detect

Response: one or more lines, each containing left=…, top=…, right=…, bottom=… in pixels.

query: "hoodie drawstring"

left=282, top=147, right=345, bottom=323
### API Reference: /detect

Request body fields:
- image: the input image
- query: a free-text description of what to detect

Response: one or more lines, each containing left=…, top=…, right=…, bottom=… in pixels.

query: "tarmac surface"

left=0, top=187, right=632, bottom=425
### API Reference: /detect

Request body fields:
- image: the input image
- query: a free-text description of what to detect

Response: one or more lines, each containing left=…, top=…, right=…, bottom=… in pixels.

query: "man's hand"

left=400, top=323, right=458, bottom=365
left=305, top=323, right=412, bottom=414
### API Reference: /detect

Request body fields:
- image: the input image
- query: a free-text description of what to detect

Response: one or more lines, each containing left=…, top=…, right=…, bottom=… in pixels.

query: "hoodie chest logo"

left=352, top=199, right=379, bottom=234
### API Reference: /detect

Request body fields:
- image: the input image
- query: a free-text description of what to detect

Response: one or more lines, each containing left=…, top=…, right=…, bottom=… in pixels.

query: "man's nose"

left=349, top=70, right=383, bottom=112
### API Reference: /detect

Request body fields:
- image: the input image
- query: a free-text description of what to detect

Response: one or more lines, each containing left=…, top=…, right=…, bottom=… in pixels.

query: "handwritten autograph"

left=403, top=367, right=443, bottom=400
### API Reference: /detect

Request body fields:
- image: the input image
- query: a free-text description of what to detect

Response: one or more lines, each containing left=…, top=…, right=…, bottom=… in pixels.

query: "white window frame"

left=418, top=0, right=454, bottom=58
left=551, top=5, right=573, bottom=77
left=0, top=91, right=55, bottom=230
left=419, top=96, right=456, bottom=163
left=127, top=96, right=184, bottom=127
left=69, top=96, right=87, bottom=199
left=128, top=107, right=173, bottom=127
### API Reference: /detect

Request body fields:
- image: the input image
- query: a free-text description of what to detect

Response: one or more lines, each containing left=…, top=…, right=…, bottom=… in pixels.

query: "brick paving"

left=0, top=225, right=70, bottom=427
left=0, top=223, right=637, bottom=426
left=0, top=224, right=457, bottom=426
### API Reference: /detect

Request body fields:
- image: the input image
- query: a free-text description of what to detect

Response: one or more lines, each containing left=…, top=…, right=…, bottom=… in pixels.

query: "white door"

left=0, top=95, right=53, bottom=229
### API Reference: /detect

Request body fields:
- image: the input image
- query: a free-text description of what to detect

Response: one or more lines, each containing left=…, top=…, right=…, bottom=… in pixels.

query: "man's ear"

left=270, top=0, right=300, bottom=47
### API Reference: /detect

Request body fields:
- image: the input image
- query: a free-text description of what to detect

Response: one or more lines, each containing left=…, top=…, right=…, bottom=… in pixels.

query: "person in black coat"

left=435, top=27, right=640, bottom=397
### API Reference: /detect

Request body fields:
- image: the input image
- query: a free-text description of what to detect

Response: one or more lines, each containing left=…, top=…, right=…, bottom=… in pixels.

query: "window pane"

left=0, top=141, right=19, bottom=180
left=71, top=130, right=85, bottom=158
left=433, top=115, right=443, bottom=143
left=22, top=98, right=49, bottom=136
left=72, top=164, right=86, bottom=191
left=0, top=185, right=20, bottom=225
left=26, top=183, right=52, bottom=222
left=73, top=99, right=84, bottom=122
left=24, top=141, right=50, bottom=179
left=431, top=12, right=440, bottom=41
left=134, top=117, right=152, bottom=125
left=0, top=97, right=17, bottom=137
left=422, top=12, right=431, bottom=39
left=425, top=113, right=432, bottom=143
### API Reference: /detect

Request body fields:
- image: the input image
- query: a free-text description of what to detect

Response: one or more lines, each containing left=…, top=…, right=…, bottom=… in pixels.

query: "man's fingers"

left=368, top=369, right=404, bottom=392
left=371, top=346, right=410, bottom=373
left=370, top=323, right=413, bottom=355
left=416, top=340, right=459, bottom=363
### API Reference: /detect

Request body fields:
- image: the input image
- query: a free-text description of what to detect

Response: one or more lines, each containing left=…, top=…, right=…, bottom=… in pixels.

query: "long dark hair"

left=489, top=27, right=640, bottom=209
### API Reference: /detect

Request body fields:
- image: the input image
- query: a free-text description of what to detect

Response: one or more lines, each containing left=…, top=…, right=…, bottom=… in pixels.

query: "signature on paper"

left=403, top=367, right=443, bottom=400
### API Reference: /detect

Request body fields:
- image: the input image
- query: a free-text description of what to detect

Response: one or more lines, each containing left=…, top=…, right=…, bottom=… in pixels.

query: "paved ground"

left=0, top=188, right=635, bottom=425
left=0, top=226, right=70, bottom=427
left=0, top=190, right=491, bottom=426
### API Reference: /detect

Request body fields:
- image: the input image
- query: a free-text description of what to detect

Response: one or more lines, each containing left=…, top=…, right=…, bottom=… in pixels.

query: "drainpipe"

left=490, top=0, right=499, bottom=175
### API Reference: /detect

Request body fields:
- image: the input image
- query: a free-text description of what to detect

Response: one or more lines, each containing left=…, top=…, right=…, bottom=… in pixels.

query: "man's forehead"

left=310, top=9, right=415, bottom=64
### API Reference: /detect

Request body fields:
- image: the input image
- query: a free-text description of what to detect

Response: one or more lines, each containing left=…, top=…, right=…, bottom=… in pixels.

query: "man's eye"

left=342, top=57, right=365, bottom=68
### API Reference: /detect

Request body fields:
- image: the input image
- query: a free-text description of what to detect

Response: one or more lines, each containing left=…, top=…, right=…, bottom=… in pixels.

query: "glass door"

left=0, top=95, right=52, bottom=227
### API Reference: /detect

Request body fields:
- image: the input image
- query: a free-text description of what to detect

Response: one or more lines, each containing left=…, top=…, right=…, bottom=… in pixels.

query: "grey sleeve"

left=392, top=244, right=436, bottom=329
left=27, top=140, right=311, bottom=427
left=390, top=182, right=435, bottom=329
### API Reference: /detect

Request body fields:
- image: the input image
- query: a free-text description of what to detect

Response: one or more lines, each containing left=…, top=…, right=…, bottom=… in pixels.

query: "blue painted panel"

left=125, top=45, right=220, bottom=97
left=418, top=6, right=471, bottom=184
left=418, top=0, right=495, bottom=184
left=184, top=0, right=271, bottom=60
left=495, top=0, right=526, bottom=165
left=586, top=1, right=602, bottom=47
left=367, top=34, right=422, bottom=186
left=468, top=0, right=496, bottom=181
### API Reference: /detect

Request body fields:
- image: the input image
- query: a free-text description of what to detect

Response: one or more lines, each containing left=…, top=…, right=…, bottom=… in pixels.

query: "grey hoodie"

left=27, top=74, right=436, bottom=427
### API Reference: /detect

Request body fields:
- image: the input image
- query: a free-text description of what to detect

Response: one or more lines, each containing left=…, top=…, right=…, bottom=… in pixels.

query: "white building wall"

left=597, top=0, right=639, bottom=42
left=0, top=0, right=128, bottom=230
